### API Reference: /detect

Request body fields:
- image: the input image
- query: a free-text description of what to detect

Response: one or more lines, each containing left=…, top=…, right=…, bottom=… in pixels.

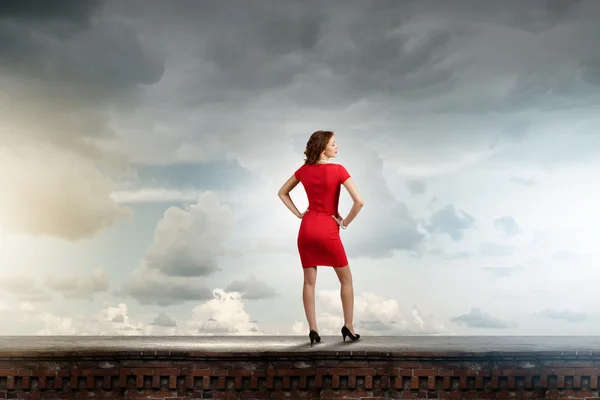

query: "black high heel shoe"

left=341, top=325, right=360, bottom=342
left=309, top=329, right=321, bottom=347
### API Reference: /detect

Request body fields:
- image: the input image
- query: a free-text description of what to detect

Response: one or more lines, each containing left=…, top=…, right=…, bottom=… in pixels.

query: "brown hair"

left=303, top=130, right=334, bottom=165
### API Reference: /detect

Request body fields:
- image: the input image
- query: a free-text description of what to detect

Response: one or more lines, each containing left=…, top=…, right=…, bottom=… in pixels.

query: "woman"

left=277, top=130, right=364, bottom=346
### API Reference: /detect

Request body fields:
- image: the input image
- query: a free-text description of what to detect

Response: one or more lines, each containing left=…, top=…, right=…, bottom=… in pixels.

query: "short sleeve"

left=294, top=165, right=304, bottom=181
left=338, top=164, right=351, bottom=184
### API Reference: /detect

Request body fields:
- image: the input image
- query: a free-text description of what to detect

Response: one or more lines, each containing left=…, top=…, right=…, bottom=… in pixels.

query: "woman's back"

left=295, top=163, right=351, bottom=217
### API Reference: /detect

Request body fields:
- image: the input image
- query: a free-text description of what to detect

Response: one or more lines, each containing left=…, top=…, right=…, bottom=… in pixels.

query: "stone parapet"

left=1, top=335, right=600, bottom=399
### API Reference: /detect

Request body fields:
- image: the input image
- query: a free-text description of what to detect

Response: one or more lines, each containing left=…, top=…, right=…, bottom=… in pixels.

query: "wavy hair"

left=303, top=130, right=334, bottom=165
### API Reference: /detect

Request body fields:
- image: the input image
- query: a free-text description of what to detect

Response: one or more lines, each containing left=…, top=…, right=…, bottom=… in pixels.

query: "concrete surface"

left=1, top=335, right=600, bottom=354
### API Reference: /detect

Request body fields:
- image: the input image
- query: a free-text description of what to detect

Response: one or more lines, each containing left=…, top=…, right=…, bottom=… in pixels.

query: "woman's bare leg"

left=333, top=264, right=355, bottom=335
left=302, top=266, right=318, bottom=333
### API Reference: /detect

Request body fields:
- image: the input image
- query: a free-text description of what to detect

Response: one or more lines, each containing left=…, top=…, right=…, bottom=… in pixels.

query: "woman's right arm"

left=341, top=178, right=364, bottom=227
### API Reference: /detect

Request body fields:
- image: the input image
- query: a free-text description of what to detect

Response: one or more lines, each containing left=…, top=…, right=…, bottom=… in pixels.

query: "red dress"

left=294, top=163, right=351, bottom=268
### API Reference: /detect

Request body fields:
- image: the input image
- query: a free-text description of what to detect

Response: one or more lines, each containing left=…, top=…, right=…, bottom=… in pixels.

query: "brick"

left=329, top=368, right=349, bottom=375
left=414, top=369, right=437, bottom=376
left=21, top=376, right=30, bottom=389
left=491, top=376, right=499, bottom=389
left=266, top=376, right=274, bottom=389
left=155, top=368, right=180, bottom=375
left=4, top=339, right=600, bottom=399
left=475, top=376, right=483, bottom=389
left=503, top=368, right=537, bottom=376
left=331, top=375, right=339, bottom=388
left=576, top=368, right=600, bottom=376
left=190, top=369, right=212, bottom=376
left=555, top=368, right=575, bottom=376
left=442, top=376, right=451, bottom=389
left=507, top=376, right=515, bottom=389
left=427, top=376, right=436, bottom=389
left=349, top=368, right=377, bottom=376
left=133, top=368, right=154, bottom=376
left=392, top=368, right=412, bottom=376
left=184, top=375, right=193, bottom=389
left=394, top=375, right=403, bottom=389
left=216, top=376, right=225, bottom=389
left=410, top=376, right=419, bottom=389
left=453, top=369, right=476, bottom=376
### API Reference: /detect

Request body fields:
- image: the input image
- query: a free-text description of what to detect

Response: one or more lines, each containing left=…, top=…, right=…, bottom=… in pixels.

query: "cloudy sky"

left=1, top=0, right=599, bottom=336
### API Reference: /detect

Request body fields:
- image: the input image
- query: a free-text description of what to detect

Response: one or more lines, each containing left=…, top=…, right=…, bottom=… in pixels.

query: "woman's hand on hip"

left=331, top=214, right=345, bottom=228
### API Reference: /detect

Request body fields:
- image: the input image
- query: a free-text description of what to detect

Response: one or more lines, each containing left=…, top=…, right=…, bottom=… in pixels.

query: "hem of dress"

left=302, top=264, right=348, bottom=268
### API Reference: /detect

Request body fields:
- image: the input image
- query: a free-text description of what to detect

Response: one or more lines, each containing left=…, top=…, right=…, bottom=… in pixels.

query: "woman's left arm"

left=277, top=174, right=303, bottom=218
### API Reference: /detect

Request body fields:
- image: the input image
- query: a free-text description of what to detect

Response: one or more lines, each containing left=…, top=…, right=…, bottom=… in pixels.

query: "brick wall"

left=2, top=345, right=600, bottom=398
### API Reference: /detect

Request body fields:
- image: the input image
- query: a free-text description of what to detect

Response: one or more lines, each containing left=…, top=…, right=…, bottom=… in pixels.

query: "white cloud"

left=168, top=289, right=261, bottom=335
left=143, top=191, right=234, bottom=277
left=2, top=300, right=152, bottom=335
left=117, top=191, right=236, bottom=306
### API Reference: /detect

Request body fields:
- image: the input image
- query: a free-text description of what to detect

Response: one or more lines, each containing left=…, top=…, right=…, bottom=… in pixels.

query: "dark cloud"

left=0, top=0, right=102, bottom=22
left=426, top=205, right=475, bottom=241
left=114, top=270, right=214, bottom=306
left=0, top=0, right=166, bottom=240
left=150, top=312, right=177, bottom=327
left=406, top=179, right=427, bottom=196
left=451, top=307, right=517, bottom=329
left=225, top=276, right=278, bottom=300
left=58, top=0, right=600, bottom=171
left=0, top=0, right=165, bottom=162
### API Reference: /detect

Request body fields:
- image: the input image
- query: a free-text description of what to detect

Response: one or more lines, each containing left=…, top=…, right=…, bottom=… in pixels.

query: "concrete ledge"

left=2, top=336, right=600, bottom=399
